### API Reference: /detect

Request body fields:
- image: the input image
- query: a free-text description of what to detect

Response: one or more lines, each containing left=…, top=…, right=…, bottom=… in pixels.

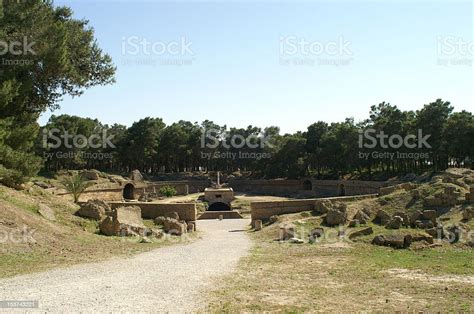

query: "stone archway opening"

left=302, top=180, right=312, bottom=191
left=339, top=184, right=346, bottom=196
left=123, top=183, right=136, bottom=200
left=208, top=202, right=231, bottom=211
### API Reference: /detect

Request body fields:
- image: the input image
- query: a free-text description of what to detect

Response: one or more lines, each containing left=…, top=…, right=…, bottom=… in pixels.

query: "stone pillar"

left=187, top=221, right=196, bottom=232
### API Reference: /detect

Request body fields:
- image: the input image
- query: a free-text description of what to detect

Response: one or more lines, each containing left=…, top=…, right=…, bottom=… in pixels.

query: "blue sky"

left=39, top=0, right=473, bottom=134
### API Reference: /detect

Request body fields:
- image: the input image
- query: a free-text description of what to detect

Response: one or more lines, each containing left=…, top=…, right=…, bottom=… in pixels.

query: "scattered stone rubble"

left=76, top=199, right=112, bottom=220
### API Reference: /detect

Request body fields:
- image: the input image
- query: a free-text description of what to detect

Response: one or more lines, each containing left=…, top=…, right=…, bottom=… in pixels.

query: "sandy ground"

left=0, top=219, right=251, bottom=313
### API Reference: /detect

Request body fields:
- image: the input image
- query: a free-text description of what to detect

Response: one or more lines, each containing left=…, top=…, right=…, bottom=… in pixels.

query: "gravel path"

left=0, top=219, right=251, bottom=313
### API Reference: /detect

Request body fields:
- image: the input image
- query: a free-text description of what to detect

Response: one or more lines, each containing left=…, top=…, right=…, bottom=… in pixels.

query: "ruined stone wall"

left=61, top=189, right=124, bottom=202
left=251, top=199, right=316, bottom=221
left=250, top=194, right=378, bottom=222
left=145, top=180, right=210, bottom=194
left=139, top=183, right=189, bottom=196
left=229, top=179, right=302, bottom=196
left=108, top=202, right=197, bottom=222
left=229, top=179, right=383, bottom=197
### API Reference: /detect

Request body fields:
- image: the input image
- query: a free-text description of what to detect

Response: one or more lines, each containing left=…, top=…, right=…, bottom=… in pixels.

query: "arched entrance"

left=302, top=180, right=312, bottom=191
left=338, top=184, right=346, bottom=196
left=208, top=202, right=231, bottom=211
left=123, top=183, right=135, bottom=200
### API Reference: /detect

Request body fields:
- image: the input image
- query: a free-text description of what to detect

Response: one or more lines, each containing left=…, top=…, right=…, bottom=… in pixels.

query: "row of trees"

left=0, top=0, right=115, bottom=187
left=0, top=1, right=472, bottom=187
left=37, top=99, right=474, bottom=180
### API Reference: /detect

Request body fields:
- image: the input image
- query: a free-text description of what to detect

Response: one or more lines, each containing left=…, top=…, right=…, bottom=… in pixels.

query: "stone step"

left=198, top=211, right=244, bottom=220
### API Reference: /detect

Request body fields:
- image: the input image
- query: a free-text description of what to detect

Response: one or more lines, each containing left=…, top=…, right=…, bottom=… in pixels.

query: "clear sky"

left=39, top=0, right=473, bottom=134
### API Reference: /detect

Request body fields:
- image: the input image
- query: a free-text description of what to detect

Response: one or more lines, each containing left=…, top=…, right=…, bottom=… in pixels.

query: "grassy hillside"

left=206, top=169, right=474, bottom=312
left=0, top=183, right=195, bottom=278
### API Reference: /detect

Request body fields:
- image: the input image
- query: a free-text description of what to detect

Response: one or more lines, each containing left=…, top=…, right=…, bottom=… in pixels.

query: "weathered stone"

left=140, top=237, right=152, bottom=243
left=81, top=170, right=100, bottom=180
left=186, top=221, right=196, bottom=232
left=393, top=211, right=410, bottom=226
left=325, top=202, right=347, bottom=226
left=462, top=207, right=473, bottom=221
left=163, top=217, right=187, bottom=236
left=154, top=216, right=166, bottom=225
left=426, top=227, right=444, bottom=239
left=269, top=215, right=279, bottom=224
left=164, top=211, right=180, bottom=220
left=445, top=225, right=462, bottom=243
left=415, top=220, right=434, bottom=229
left=130, top=169, right=143, bottom=182
left=421, top=210, right=437, bottom=223
left=308, top=227, right=324, bottom=242
left=371, top=234, right=412, bottom=249
left=348, top=219, right=360, bottom=228
left=386, top=216, right=403, bottom=229
left=412, top=189, right=421, bottom=199
left=76, top=199, right=111, bottom=220
left=314, top=199, right=333, bottom=214
left=38, top=204, right=56, bottom=221
left=374, top=209, right=391, bottom=225
left=348, top=227, right=373, bottom=240
left=99, top=206, right=146, bottom=237
left=411, top=233, right=434, bottom=244
left=254, top=219, right=263, bottom=231
left=289, top=237, right=304, bottom=244
left=371, top=235, right=385, bottom=246
left=279, top=224, right=296, bottom=241
left=34, top=181, right=51, bottom=189
left=354, top=210, right=370, bottom=224
left=409, top=210, right=423, bottom=226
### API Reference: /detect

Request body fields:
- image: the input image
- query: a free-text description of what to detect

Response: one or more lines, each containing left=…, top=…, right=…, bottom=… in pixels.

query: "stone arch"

left=123, top=183, right=136, bottom=200
left=208, top=202, right=231, bottom=211
left=338, top=183, right=346, bottom=196
left=302, top=180, right=312, bottom=191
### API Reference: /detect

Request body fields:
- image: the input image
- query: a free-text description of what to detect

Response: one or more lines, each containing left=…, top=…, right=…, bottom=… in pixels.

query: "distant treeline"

left=36, top=99, right=473, bottom=180
left=0, top=2, right=473, bottom=188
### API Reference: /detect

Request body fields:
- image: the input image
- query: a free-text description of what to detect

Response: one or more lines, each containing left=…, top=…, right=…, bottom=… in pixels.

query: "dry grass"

left=206, top=209, right=474, bottom=312
left=0, top=184, right=198, bottom=279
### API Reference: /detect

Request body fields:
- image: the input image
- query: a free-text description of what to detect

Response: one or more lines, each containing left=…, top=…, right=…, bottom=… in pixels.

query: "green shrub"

left=159, top=185, right=177, bottom=198
left=60, top=174, right=93, bottom=203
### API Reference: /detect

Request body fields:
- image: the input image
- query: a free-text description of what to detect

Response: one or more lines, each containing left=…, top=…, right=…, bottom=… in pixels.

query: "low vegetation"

left=206, top=170, right=474, bottom=312
left=0, top=183, right=196, bottom=279
left=207, top=211, right=473, bottom=312
left=159, top=185, right=177, bottom=198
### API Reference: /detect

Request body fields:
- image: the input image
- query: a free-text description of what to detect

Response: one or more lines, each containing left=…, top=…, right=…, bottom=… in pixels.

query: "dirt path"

left=0, top=219, right=251, bottom=312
